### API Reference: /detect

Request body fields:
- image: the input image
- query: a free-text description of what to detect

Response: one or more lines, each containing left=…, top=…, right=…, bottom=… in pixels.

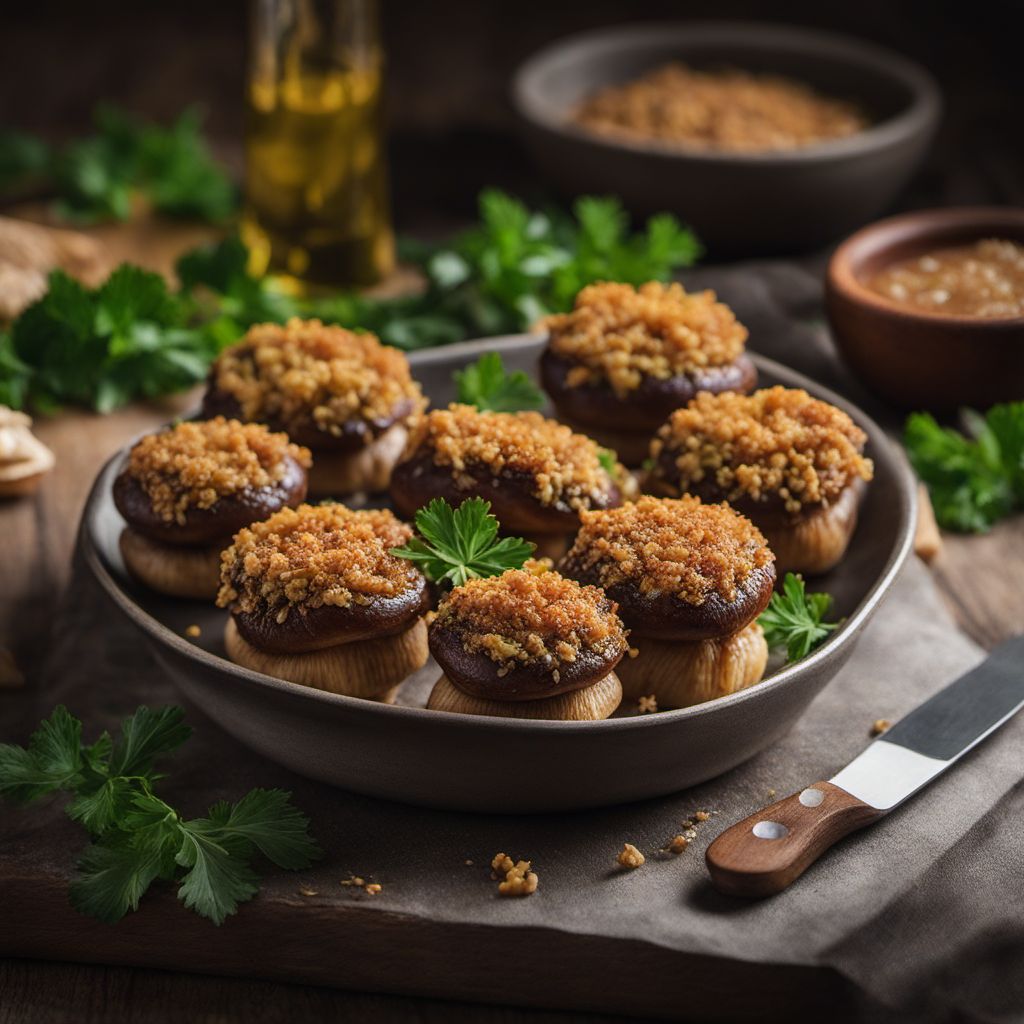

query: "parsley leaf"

left=0, top=706, right=321, bottom=926
left=391, top=497, right=535, bottom=588
left=6, top=265, right=227, bottom=412
left=905, top=402, right=1024, bottom=533
left=454, top=352, right=544, bottom=412
left=758, top=573, right=840, bottom=663
left=597, top=448, right=618, bottom=475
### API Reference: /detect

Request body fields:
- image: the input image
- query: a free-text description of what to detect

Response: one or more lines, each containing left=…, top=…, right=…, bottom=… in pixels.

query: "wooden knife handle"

left=705, top=782, right=884, bottom=898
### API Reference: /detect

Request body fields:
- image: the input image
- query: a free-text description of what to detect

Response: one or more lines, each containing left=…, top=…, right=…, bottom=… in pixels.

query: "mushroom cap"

left=558, top=496, right=776, bottom=642
left=114, top=452, right=308, bottom=546
left=429, top=617, right=624, bottom=701
left=541, top=348, right=757, bottom=433
left=232, top=580, right=431, bottom=655
left=389, top=454, right=621, bottom=534
left=570, top=561, right=776, bottom=642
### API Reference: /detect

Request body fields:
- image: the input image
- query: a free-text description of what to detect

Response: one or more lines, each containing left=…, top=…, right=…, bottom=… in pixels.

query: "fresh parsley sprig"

left=1, top=265, right=226, bottom=413
left=759, top=573, right=840, bottom=663
left=391, top=497, right=534, bottom=588
left=1, top=105, right=236, bottom=223
left=454, top=352, right=544, bottom=412
left=905, top=402, right=1024, bottom=533
left=0, top=706, right=320, bottom=925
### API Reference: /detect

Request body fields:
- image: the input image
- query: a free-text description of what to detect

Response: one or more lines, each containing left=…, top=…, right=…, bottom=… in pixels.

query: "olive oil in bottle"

left=243, top=0, right=394, bottom=289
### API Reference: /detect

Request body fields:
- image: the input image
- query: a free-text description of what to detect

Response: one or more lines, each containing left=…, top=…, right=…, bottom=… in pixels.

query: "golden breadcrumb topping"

left=574, top=62, right=867, bottom=153
left=541, top=281, right=747, bottom=396
left=434, top=569, right=627, bottom=674
left=126, top=417, right=310, bottom=525
left=217, top=503, right=419, bottom=618
left=405, top=404, right=618, bottom=512
left=566, top=495, right=772, bottom=605
left=209, top=318, right=425, bottom=437
left=652, top=387, right=874, bottom=513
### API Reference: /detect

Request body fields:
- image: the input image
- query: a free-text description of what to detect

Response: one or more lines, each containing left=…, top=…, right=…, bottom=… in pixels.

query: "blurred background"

left=2, top=0, right=1021, bottom=237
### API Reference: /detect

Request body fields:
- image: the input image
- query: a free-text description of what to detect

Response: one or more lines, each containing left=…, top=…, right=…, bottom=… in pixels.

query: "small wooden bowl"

left=826, top=207, right=1024, bottom=411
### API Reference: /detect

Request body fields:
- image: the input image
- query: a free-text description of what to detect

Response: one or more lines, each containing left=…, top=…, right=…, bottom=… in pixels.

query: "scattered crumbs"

left=491, top=851, right=539, bottom=897
left=872, top=718, right=892, bottom=736
left=767, top=788, right=777, bottom=799
left=694, top=810, right=710, bottom=822
left=464, top=859, right=474, bottom=866
left=365, top=883, right=383, bottom=895
left=184, top=624, right=202, bottom=638
left=297, top=886, right=318, bottom=897
left=668, top=835, right=689, bottom=854
left=638, top=694, right=658, bottom=714
left=617, top=843, right=645, bottom=869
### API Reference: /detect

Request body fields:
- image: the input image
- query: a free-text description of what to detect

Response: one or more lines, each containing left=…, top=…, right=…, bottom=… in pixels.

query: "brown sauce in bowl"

left=868, top=239, right=1024, bottom=318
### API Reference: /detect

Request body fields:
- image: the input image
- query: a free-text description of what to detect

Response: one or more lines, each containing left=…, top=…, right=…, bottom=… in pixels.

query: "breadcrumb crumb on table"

left=617, top=843, right=645, bottom=869
left=297, top=886, right=318, bottom=897
left=694, top=810, right=710, bottom=822
left=668, top=835, right=689, bottom=854
left=872, top=718, right=892, bottom=736
left=365, top=883, right=383, bottom=895
left=637, top=694, right=658, bottom=714
left=184, top=624, right=201, bottom=638
left=491, top=852, right=539, bottom=897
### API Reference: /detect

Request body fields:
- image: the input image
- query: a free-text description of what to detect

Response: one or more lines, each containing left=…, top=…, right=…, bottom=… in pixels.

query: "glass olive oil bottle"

left=243, top=0, right=394, bottom=289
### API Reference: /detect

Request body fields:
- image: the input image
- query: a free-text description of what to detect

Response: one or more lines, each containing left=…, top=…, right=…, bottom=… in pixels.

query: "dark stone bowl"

left=513, top=21, right=940, bottom=256
left=80, top=335, right=915, bottom=813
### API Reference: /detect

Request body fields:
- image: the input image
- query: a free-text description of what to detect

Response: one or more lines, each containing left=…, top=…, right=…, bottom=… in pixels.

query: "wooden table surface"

left=2, top=223, right=1023, bottom=1023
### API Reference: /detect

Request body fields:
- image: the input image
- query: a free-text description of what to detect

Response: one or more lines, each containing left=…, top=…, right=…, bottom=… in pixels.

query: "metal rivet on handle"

left=752, top=820, right=789, bottom=840
left=799, top=787, right=825, bottom=807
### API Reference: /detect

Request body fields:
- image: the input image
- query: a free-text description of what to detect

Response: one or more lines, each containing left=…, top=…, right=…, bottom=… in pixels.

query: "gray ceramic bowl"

left=513, top=22, right=941, bottom=255
left=80, top=336, right=915, bottom=813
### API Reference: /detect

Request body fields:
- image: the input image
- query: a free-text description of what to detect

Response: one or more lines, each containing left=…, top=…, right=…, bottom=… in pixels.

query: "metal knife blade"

left=831, top=634, right=1024, bottom=810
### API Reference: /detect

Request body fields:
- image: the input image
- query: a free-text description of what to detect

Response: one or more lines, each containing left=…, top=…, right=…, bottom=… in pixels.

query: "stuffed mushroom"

left=114, top=417, right=309, bottom=599
left=217, top=504, right=430, bottom=702
left=647, top=386, right=873, bottom=574
left=389, top=403, right=633, bottom=559
left=426, top=568, right=627, bottom=720
left=560, top=495, right=775, bottom=708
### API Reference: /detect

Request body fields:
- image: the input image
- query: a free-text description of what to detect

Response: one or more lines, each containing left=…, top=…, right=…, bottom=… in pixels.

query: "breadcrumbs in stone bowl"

left=389, top=403, right=632, bottom=559
left=113, top=417, right=310, bottom=601
left=217, top=503, right=430, bottom=702
left=539, top=281, right=755, bottom=464
left=560, top=496, right=774, bottom=709
left=649, top=386, right=873, bottom=574
left=426, top=569, right=626, bottom=720
left=201, top=318, right=426, bottom=497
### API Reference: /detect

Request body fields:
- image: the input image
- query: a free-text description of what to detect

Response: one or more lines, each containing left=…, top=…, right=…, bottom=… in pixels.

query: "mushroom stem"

left=119, top=528, right=222, bottom=600
left=307, top=423, right=408, bottom=497
left=761, top=479, right=865, bottom=575
left=224, top=615, right=428, bottom=700
left=427, top=671, right=622, bottom=720
left=617, top=622, right=768, bottom=708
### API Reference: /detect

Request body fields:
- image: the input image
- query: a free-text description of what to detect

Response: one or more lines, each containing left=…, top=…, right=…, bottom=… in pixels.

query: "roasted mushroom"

left=113, top=417, right=310, bottom=599
left=217, top=504, right=430, bottom=701
left=647, top=387, right=874, bottom=574
left=560, top=495, right=775, bottom=708
left=426, top=569, right=627, bottom=720
left=389, top=403, right=632, bottom=559
left=201, top=318, right=426, bottom=497
left=539, top=281, right=756, bottom=464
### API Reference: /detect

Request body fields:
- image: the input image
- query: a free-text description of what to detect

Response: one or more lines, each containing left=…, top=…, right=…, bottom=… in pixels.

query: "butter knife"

left=706, top=635, right=1024, bottom=898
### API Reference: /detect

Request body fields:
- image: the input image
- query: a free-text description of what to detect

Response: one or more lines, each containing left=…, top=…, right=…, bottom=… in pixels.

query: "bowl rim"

left=513, top=19, right=942, bottom=166
left=827, top=205, right=1024, bottom=325
left=80, top=338, right=916, bottom=737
